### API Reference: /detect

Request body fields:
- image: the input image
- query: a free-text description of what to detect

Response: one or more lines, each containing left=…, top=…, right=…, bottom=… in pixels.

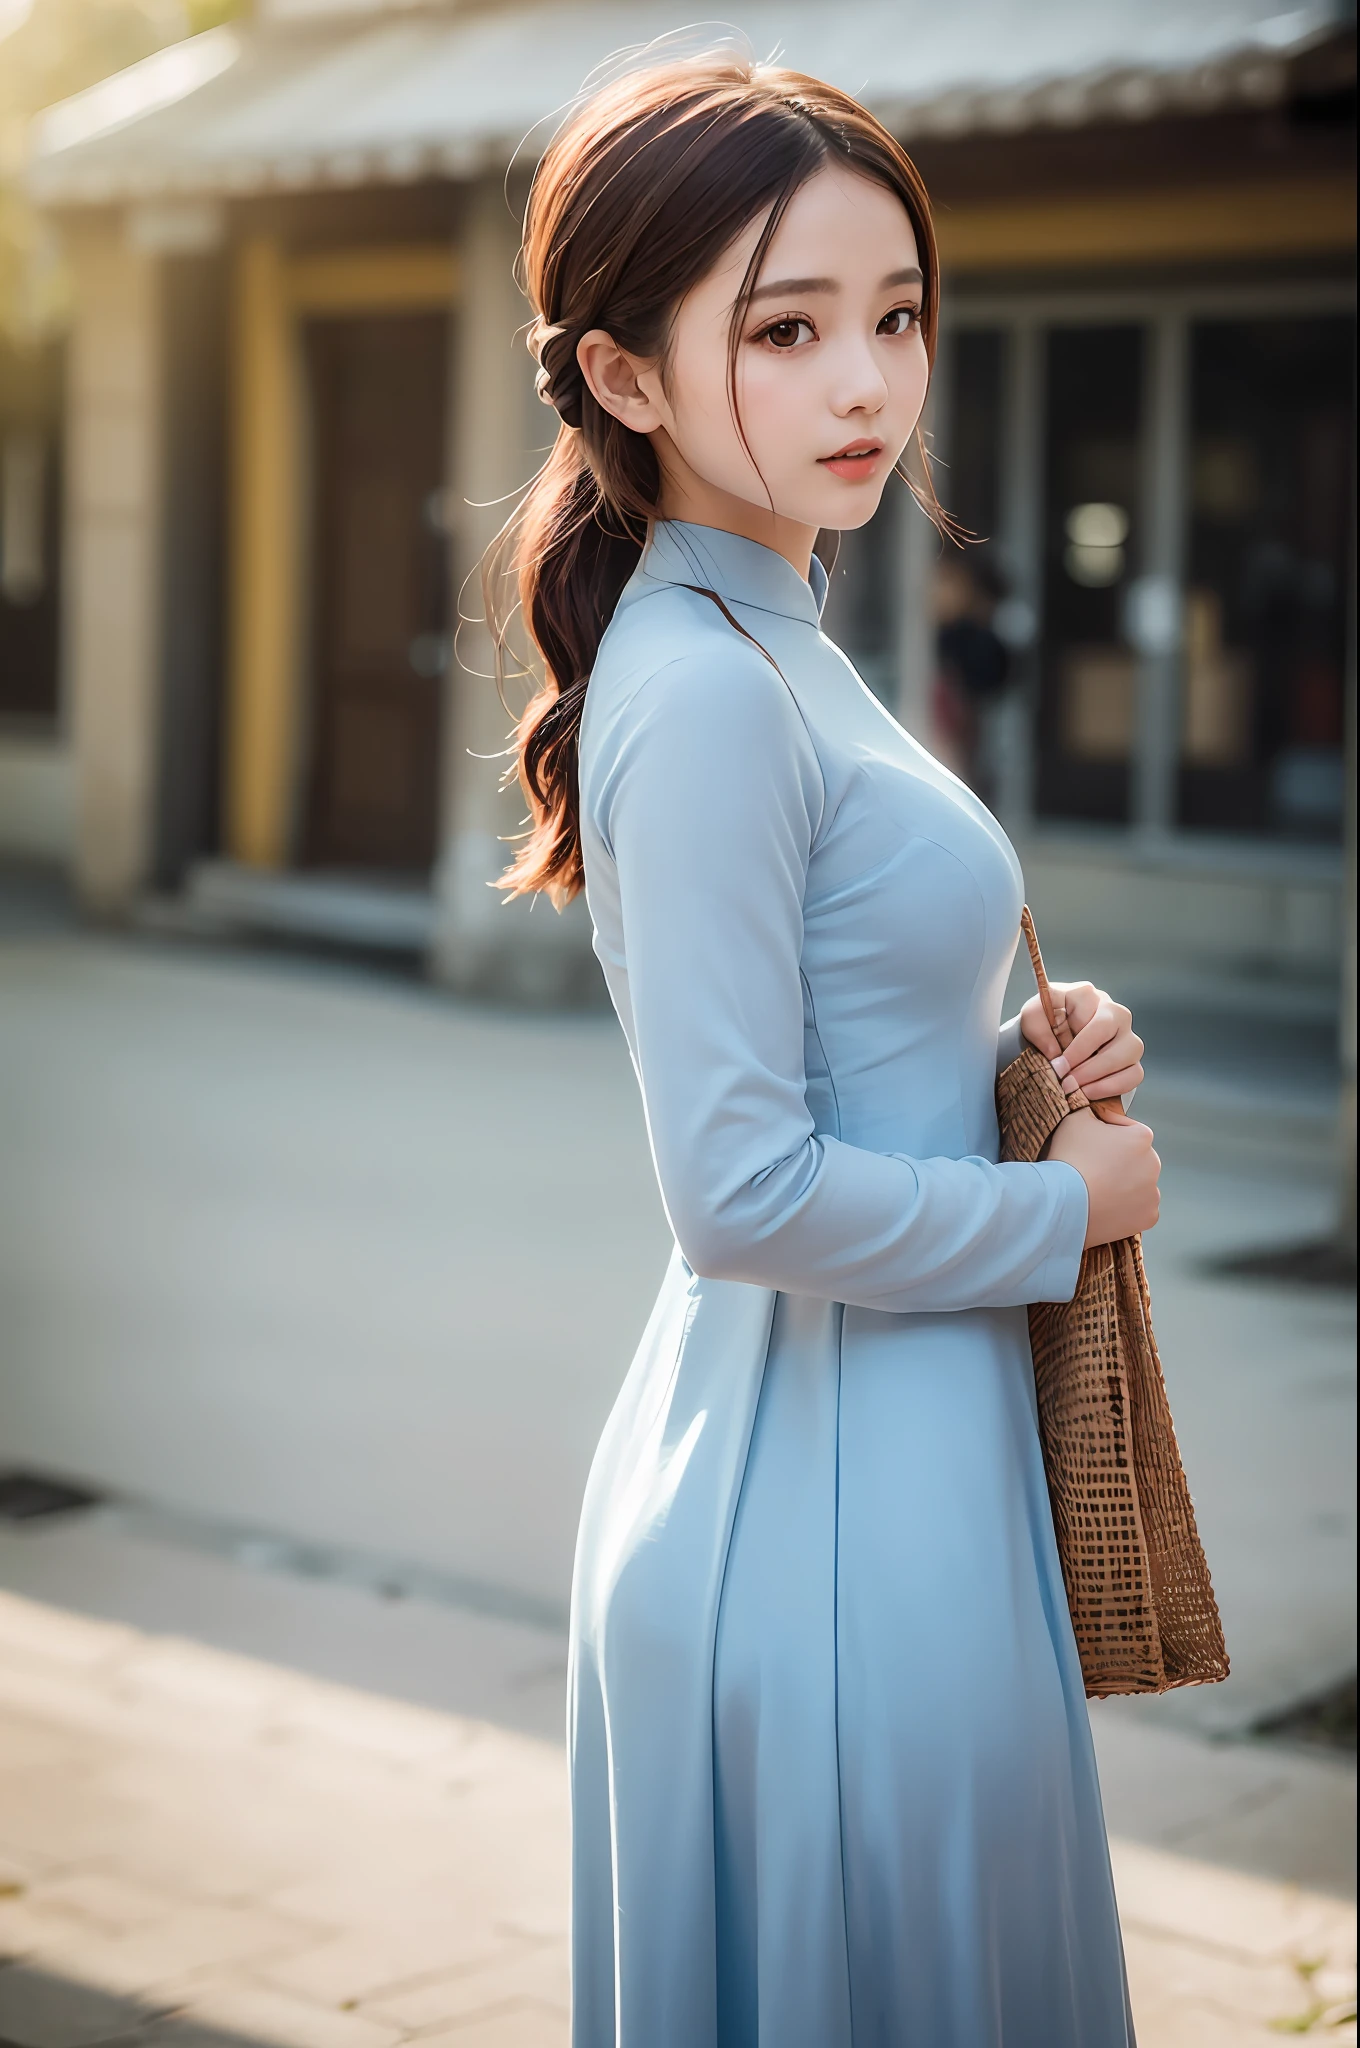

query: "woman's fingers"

left=1061, top=1030, right=1145, bottom=1093
left=1054, top=981, right=1101, bottom=1034
left=1054, top=1001, right=1134, bottom=1077
left=1019, top=985, right=1147, bottom=1101
left=1047, top=1106, right=1161, bottom=1244
left=1017, top=992, right=1063, bottom=1060
left=1022, top=981, right=1099, bottom=1062
left=1069, top=1061, right=1145, bottom=1102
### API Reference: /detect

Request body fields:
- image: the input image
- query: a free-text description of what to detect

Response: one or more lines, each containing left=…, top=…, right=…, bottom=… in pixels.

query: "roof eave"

left=25, top=20, right=1353, bottom=210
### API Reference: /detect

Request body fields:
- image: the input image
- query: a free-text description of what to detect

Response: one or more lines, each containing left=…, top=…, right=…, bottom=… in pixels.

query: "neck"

left=652, top=435, right=817, bottom=581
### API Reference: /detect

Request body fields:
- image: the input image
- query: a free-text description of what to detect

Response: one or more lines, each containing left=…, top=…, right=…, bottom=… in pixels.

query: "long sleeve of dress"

left=595, top=647, right=1088, bottom=1314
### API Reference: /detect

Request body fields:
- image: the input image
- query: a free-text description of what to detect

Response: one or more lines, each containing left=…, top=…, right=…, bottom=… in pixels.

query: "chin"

left=830, top=493, right=886, bottom=531
left=807, top=482, right=891, bottom=532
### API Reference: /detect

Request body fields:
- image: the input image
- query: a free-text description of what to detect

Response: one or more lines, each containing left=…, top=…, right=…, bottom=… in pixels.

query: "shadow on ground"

left=0, top=1959, right=268, bottom=2048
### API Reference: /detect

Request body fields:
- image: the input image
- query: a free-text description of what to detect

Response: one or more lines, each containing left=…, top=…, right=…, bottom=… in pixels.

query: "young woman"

left=492, top=53, right=1156, bottom=2048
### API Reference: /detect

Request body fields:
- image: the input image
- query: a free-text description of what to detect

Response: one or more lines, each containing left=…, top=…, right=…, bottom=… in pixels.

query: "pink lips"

left=819, top=438, right=885, bottom=479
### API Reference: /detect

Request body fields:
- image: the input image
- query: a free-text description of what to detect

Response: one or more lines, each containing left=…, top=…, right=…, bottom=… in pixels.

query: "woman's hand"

left=1047, top=1107, right=1161, bottom=1246
left=1019, top=980, right=1144, bottom=1104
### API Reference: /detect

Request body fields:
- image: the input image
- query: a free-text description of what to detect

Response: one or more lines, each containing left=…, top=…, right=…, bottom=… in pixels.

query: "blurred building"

left=2, top=0, right=1355, bottom=1014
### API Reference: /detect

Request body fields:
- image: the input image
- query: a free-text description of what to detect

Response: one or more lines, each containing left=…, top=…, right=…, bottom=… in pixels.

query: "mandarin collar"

left=625, top=519, right=828, bottom=627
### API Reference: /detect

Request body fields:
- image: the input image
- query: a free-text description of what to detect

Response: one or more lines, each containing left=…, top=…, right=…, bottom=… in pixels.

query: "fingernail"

left=1061, top=1076, right=1077, bottom=1095
left=1051, top=1056, right=1069, bottom=1078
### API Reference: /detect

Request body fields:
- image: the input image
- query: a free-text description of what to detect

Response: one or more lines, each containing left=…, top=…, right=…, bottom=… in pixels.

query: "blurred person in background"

left=931, top=547, right=1013, bottom=793
left=493, top=52, right=1154, bottom=2048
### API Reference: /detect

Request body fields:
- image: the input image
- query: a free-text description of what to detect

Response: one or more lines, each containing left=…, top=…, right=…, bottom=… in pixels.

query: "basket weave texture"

left=996, top=910, right=1230, bottom=1699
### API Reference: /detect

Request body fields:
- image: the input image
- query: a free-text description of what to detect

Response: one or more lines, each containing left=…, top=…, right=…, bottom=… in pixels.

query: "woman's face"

left=577, top=163, right=930, bottom=567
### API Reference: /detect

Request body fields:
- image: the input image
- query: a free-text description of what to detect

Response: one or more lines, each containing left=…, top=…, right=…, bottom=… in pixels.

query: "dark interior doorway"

left=304, top=311, right=449, bottom=873
left=154, top=253, right=228, bottom=888
left=1035, top=322, right=1145, bottom=828
left=0, top=337, right=63, bottom=729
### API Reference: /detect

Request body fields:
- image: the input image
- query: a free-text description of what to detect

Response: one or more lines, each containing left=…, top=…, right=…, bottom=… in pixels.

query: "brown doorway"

left=304, top=311, right=449, bottom=872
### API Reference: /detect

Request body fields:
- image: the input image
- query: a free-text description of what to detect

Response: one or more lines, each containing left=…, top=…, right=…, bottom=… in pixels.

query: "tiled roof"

left=27, top=0, right=1350, bottom=204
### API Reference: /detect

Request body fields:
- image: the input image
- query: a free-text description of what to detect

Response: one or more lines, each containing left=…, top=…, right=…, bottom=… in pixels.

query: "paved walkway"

left=0, top=885, right=1355, bottom=2044
left=0, top=1590, right=1355, bottom=2048
left=0, top=924, right=1353, bottom=1736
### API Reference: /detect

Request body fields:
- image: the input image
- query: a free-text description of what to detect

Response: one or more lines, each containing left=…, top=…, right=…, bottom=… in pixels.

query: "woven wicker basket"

left=997, top=908, right=1230, bottom=1699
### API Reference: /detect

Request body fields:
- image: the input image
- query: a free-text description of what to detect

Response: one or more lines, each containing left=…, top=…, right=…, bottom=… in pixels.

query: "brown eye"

left=880, top=305, right=920, bottom=336
left=763, top=317, right=813, bottom=349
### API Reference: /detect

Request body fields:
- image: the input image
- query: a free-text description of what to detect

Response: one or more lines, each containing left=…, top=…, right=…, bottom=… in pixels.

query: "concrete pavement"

left=1, top=910, right=1352, bottom=1733
left=0, top=878, right=1355, bottom=2044
left=0, top=1589, right=571, bottom=2048
left=0, top=928, right=668, bottom=1616
left=0, top=1588, right=1355, bottom=2048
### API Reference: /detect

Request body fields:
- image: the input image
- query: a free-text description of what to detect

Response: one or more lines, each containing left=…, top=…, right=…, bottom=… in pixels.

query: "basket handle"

left=1020, top=906, right=1123, bottom=1125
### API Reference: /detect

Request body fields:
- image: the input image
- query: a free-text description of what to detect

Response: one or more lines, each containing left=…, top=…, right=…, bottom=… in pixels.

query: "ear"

left=577, top=329, right=667, bottom=435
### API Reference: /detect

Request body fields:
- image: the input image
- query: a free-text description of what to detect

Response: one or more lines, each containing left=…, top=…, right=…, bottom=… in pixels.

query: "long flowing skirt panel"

left=569, top=1255, right=1134, bottom=2047
left=713, top=1293, right=1133, bottom=2047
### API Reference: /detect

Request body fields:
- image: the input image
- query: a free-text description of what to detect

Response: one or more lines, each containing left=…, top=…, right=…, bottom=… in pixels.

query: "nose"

left=828, top=333, right=889, bottom=418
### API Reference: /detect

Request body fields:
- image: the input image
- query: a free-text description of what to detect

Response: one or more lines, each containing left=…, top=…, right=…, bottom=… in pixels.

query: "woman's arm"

left=600, top=645, right=1089, bottom=1314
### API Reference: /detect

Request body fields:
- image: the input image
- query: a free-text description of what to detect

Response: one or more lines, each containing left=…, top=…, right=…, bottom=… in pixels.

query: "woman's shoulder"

left=594, top=578, right=774, bottom=685
left=585, top=585, right=812, bottom=756
left=580, top=588, right=824, bottom=833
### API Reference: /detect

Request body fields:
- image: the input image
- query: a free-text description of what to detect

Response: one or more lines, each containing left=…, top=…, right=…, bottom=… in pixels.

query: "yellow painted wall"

left=226, top=242, right=458, bottom=869
left=227, top=236, right=298, bottom=869
left=936, top=176, right=1356, bottom=272
left=66, top=227, right=164, bottom=909
left=289, top=247, right=457, bottom=316
left=225, top=186, right=1351, bottom=873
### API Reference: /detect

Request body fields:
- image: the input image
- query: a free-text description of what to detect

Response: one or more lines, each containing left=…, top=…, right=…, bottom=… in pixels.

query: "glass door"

left=1034, top=324, right=1145, bottom=827
left=1179, top=313, right=1353, bottom=842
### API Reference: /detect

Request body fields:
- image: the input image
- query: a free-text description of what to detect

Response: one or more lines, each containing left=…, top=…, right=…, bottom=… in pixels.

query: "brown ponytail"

left=490, top=54, right=948, bottom=902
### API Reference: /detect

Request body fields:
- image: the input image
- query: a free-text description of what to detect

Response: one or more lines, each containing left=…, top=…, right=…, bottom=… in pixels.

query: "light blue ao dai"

left=568, top=520, right=1134, bottom=2047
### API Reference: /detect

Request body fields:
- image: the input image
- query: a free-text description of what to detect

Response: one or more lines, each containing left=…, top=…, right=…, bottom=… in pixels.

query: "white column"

left=64, top=220, right=164, bottom=913
left=995, top=318, right=1042, bottom=838
left=429, top=177, right=594, bottom=999
left=1131, top=309, right=1188, bottom=842
left=893, top=374, right=941, bottom=741
left=1338, top=483, right=1357, bottom=1255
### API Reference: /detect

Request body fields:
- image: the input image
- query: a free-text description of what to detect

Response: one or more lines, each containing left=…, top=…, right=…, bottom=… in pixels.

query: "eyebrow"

left=749, top=264, right=923, bottom=302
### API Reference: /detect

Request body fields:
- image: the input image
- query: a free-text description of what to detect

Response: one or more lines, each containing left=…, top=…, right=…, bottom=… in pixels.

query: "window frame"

left=933, top=278, right=1356, bottom=876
